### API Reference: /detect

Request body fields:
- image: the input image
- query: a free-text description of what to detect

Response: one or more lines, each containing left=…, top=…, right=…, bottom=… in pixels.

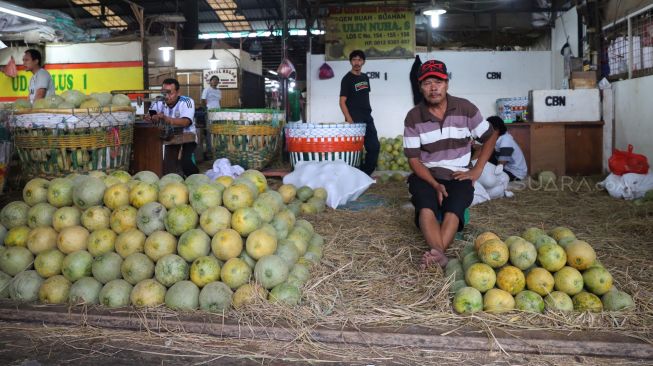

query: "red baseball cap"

left=418, top=60, right=448, bottom=81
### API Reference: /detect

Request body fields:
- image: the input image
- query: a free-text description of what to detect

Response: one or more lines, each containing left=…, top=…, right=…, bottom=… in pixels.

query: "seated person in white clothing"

left=144, top=78, right=199, bottom=177
left=486, top=116, right=527, bottom=181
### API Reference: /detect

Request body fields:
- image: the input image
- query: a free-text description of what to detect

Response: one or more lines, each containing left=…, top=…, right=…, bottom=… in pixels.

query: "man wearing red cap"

left=403, top=60, right=498, bottom=269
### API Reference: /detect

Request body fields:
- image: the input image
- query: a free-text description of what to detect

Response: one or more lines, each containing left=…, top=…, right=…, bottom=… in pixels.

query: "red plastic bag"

left=608, top=144, right=649, bottom=175
left=318, top=63, right=334, bottom=80
left=3, top=56, right=17, bottom=78
left=276, top=57, right=296, bottom=79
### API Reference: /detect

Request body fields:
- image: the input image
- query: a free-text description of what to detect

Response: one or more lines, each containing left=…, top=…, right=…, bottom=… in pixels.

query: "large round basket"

left=11, top=106, right=135, bottom=179
left=285, top=122, right=366, bottom=167
left=208, top=108, right=284, bottom=170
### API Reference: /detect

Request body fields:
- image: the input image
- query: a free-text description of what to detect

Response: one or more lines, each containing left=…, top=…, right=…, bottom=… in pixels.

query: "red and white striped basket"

left=285, top=122, right=366, bottom=167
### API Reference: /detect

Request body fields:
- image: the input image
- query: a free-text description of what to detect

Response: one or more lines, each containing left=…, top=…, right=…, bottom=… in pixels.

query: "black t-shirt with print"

left=339, top=71, right=372, bottom=123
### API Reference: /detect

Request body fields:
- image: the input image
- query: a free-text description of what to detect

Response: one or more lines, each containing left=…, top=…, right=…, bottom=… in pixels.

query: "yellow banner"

left=0, top=62, right=144, bottom=101
left=325, top=7, right=415, bottom=61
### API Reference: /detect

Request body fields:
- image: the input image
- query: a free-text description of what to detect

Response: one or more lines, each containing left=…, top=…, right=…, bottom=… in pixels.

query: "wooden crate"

left=507, top=121, right=603, bottom=176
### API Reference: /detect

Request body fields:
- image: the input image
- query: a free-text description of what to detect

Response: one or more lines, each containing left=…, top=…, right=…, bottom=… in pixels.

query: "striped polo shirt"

left=403, top=95, right=493, bottom=180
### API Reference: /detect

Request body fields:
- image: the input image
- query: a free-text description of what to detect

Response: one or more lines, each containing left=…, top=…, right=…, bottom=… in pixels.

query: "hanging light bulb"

left=208, top=47, right=219, bottom=71
left=159, top=29, right=174, bottom=62
left=424, top=5, right=447, bottom=28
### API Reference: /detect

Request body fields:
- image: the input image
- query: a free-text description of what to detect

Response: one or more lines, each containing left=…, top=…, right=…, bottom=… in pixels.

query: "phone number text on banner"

left=325, top=7, right=415, bottom=61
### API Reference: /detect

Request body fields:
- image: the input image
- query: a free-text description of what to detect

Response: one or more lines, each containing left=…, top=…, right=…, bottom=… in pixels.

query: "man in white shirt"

left=201, top=76, right=222, bottom=109
left=145, top=78, right=199, bottom=176
left=23, top=49, right=55, bottom=103
left=487, top=116, right=527, bottom=180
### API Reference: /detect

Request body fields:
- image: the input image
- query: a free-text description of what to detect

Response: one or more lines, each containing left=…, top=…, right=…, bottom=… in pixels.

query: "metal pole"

left=627, top=17, right=632, bottom=79
left=282, top=0, right=288, bottom=122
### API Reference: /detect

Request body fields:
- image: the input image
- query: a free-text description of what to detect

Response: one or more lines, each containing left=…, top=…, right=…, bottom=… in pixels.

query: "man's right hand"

left=432, top=182, right=448, bottom=206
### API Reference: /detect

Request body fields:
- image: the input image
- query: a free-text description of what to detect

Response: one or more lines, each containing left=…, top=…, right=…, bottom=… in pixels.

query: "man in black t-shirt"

left=339, top=50, right=380, bottom=176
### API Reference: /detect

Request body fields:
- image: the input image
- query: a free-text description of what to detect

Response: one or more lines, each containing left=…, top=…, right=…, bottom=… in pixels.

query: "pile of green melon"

left=13, top=90, right=132, bottom=110
left=0, top=169, right=327, bottom=312
left=377, top=135, right=409, bottom=172
left=448, top=227, right=635, bottom=314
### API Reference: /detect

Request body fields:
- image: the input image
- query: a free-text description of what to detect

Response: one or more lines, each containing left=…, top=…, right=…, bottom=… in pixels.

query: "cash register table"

left=506, top=121, right=604, bottom=176
left=131, top=124, right=195, bottom=176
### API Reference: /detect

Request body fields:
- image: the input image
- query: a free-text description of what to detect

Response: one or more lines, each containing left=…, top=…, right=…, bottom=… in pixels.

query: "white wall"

left=551, top=7, right=580, bottom=89
left=612, top=75, right=653, bottom=161
left=0, top=42, right=142, bottom=64
left=307, top=51, right=552, bottom=137
left=174, top=49, right=262, bottom=75
left=45, top=42, right=142, bottom=63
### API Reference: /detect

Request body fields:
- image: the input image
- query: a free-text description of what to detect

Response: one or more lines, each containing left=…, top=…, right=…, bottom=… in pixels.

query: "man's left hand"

left=452, top=167, right=481, bottom=183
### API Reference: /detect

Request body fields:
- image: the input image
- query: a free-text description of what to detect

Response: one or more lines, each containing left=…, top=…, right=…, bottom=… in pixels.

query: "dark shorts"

left=408, top=174, right=474, bottom=232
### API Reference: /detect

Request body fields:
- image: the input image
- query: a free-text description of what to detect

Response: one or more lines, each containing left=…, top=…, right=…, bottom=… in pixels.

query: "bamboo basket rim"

left=13, top=106, right=136, bottom=115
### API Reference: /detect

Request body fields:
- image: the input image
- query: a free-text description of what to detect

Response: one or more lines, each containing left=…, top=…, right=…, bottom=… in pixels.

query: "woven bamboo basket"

left=208, top=109, right=284, bottom=170
left=11, top=106, right=135, bottom=179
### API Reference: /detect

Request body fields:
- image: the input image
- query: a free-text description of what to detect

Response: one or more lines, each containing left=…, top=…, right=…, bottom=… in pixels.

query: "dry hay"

left=4, top=176, right=653, bottom=363
left=230, top=176, right=653, bottom=344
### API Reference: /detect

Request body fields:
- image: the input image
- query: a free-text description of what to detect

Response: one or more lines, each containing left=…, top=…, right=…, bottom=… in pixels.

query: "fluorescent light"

left=267, top=70, right=277, bottom=75
left=159, top=45, right=173, bottom=62
left=424, top=8, right=446, bottom=28
left=0, top=1, right=48, bottom=22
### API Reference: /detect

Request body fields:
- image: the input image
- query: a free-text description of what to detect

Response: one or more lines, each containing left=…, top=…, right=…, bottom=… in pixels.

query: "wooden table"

left=131, top=123, right=195, bottom=176
left=506, top=121, right=604, bottom=176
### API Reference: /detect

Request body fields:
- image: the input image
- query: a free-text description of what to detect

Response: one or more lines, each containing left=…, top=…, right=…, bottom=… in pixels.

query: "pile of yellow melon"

left=449, top=227, right=634, bottom=314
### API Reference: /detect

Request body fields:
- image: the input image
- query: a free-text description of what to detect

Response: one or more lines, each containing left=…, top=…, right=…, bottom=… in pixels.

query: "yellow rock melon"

left=246, top=228, right=278, bottom=260
left=474, top=231, right=500, bottom=251
left=496, top=265, right=525, bottom=295
left=190, top=256, right=221, bottom=288
left=509, top=238, right=537, bottom=270
left=103, top=183, right=130, bottom=210
left=565, top=240, right=596, bottom=271
left=526, top=267, right=555, bottom=296
left=537, top=243, right=567, bottom=272
left=483, top=288, right=515, bottom=313
left=553, top=266, right=584, bottom=295
left=232, top=283, right=268, bottom=309
left=277, top=184, right=297, bottom=204
left=582, top=267, right=613, bottom=295
left=478, top=239, right=509, bottom=268
left=549, top=226, right=576, bottom=242
left=212, top=228, right=243, bottom=261
left=452, top=286, right=483, bottom=314
left=158, top=182, right=189, bottom=209
left=231, top=207, right=262, bottom=237
left=223, top=184, right=255, bottom=212
left=465, top=263, right=496, bottom=293
left=221, top=258, right=252, bottom=289
left=572, top=291, right=603, bottom=312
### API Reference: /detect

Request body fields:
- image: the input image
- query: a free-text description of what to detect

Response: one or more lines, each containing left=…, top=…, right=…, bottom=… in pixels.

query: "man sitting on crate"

left=145, top=78, right=200, bottom=176
left=403, top=60, right=498, bottom=269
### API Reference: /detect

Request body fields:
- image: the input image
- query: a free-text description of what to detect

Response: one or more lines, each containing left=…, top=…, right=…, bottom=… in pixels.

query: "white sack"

left=283, top=160, right=374, bottom=209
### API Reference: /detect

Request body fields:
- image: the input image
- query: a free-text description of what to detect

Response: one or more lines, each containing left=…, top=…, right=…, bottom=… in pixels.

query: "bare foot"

left=420, top=248, right=449, bottom=270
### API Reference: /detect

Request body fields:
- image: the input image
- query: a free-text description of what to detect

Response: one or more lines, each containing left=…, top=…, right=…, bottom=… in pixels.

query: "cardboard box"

left=570, top=71, right=597, bottom=89
left=529, top=89, right=600, bottom=122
